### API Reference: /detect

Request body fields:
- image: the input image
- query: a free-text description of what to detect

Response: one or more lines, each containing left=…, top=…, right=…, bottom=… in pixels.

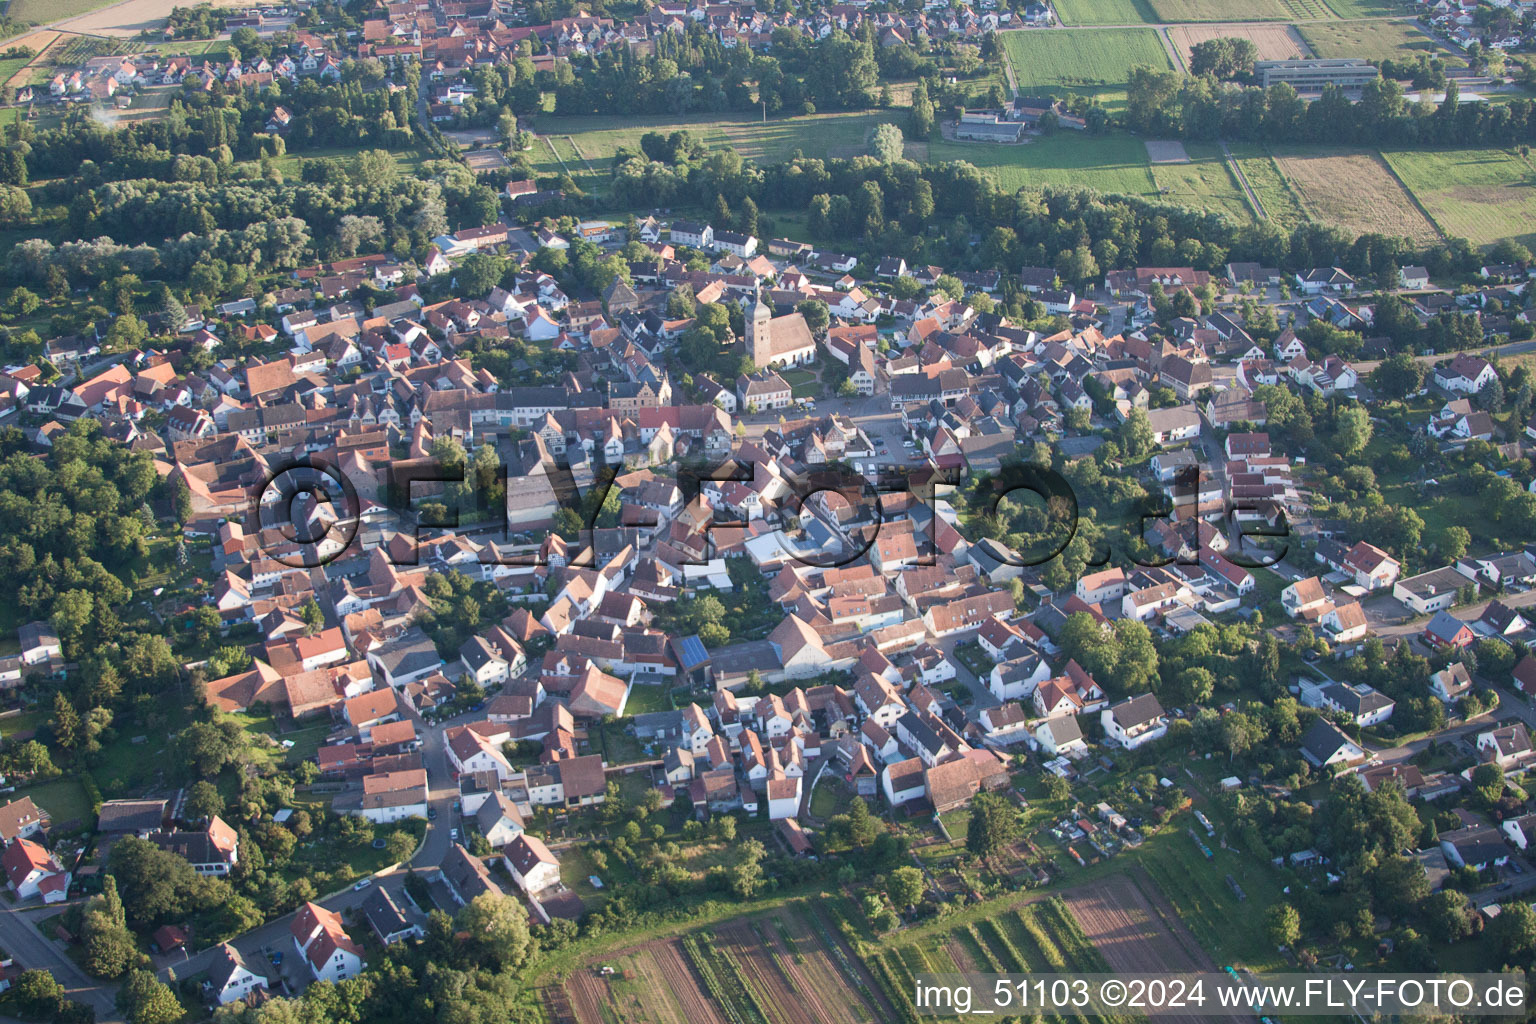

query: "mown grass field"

left=0, top=56, right=31, bottom=86
left=1320, top=0, right=1414, bottom=15
left=1296, top=19, right=1449, bottom=62
left=1049, top=0, right=1157, bottom=25
left=1383, top=147, right=1536, bottom=250
left=1149, top=141, right=1254, bottom=221
left=270, top=145, right=433, bottom=179
left=999, top=28, right=1171, bottom=112
left=530, top=109, right=900, bottom=170
left=1148, top=0, right=1331, bottom=20
left=1227, top=141, right=1310, bottom=229
left=1272, top=145, right=1439, bottom=243
left=927, top=132, right=1157, bottom=196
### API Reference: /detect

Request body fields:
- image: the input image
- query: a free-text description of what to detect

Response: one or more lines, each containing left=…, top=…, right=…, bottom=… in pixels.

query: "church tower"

left=748, top=282, right=772, bottom=369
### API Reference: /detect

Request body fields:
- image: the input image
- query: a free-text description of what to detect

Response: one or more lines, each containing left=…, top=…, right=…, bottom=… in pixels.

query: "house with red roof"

left=291, top=901, right=364, bottom=983
left=2, top=838, right=69, bottom=903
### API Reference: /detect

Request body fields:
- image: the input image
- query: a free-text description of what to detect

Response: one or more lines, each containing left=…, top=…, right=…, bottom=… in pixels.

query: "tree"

left=385, top=830, right=416, bottom=863
left=870, top=123, right=904, bottom=163
left=1119, top=408, right=1155, bottom=458
left=1265, top=902, right=1301, bottom=949
left=1423, top=890, right=1471, bottom=943
left=1333, top=405, right=1372, bottom=458
left=1490, top=899, right=1536, bottom=966
left=81, top=876, right=139, bottom=979
left=1471, top=761, right=1505, bottom=805
left=887, top=865, right=925, bottom=910
left=116, top=969, right=182, bottom=1024
left=966, top=792, right=1020, bottom=863
left=454, top=892, right=531, bottom=969
left=183, top=780, right=223, bottom=823
left=796, top=299, right=830, bottom=335
left=1370, top=351, right=1424, bottom=402
left=12, top=970, right=65, bottom=1020
left=299, top=598, right=324, bottom=635
left=110, top=836, right=219, bottom=928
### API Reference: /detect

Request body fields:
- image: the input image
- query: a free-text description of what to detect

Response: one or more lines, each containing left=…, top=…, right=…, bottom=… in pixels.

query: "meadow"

left=1149, top=141, right=1255, bottom=221
left=530, top=108, right=899, bottom=168
left=999, top=28, right=1171, bottom=112
left=1271, top=146, right=1439, bottom=244
left=1147, top=0, right=1332, bottom=21
left=1383, top=147, right=1536, bottom=249
left=1296, top=19, right=1450, bottom=62
left=1049, top=0, right=1157, bottom=25
left=1226, top=141, right=1310, bottom=229
left=927, top=132, right=1158, bottom=196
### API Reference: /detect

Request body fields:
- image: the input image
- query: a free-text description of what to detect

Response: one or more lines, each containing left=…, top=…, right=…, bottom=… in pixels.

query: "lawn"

left=622, top=683, right=673, bottom=717
left=10, top=777, right=92, bottom=830
left=1383, top=147, right=1536, bottom=250
left=1226, top=141, right=1309, bottom=229
left=999, top=29, right=1171, bottom=113
left=1147, top=0, right=1332, bottom=19
left=1296, top=20, right=1452, bottom=63
left=808, top=775, right=852, bottom=819
left=928, top=132, right=1157, bottom=197
left=1050, top=0, right=1156, bottom=25
left=1149, top=141, right=1254, bottom=222
left=0, top=709, right=43, bottom=740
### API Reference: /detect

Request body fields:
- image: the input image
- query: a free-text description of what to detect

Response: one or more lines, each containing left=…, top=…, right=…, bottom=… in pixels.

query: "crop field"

left=1050, top=0, right=1157, bottom=25
left=531, top=109, right=899, bottom=170
left=1149, top=141, right=1254, bottom=221
left=563, top=902, right=893, bottom=1024
left=1167, top=23, right=1309, bottom=65
left=998, top=29, right=1171, bottom=112
left=1063, top=874, right=1215, bottom=1024
left=1147, top=0, right=1331, bottom=21
left=1383, top=147, right=1536, bottom=250
left=869, top=897, right=1137, bottom=1023
left=1296, top=20, right=1447, bottom=62
left=927, top=133, right=1157, bottom=196
left=1227, top=142, right=1309, bottom=228
left=1271, top=147, right=1439, bottom=243
left=8, top=0, right=120, bottom=24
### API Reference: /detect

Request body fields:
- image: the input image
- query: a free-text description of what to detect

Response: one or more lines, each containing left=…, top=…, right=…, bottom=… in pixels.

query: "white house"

left=291, top=902, right=364, bottom=983
left=988, top=653, right=1050, bottom=702
left=1, top=839, right=68, bottom=903
left=206, top=943, right=268, bottom=1005
left=1099, top=694, right=1168, bottom=750
left=1033, top=715, right=1087, bottom=758
left=504, top=834, right=560, bottom=894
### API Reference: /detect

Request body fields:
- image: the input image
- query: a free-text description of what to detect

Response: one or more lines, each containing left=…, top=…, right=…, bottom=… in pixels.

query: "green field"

left=1050, top=0, right=1156, bottom=25
left=1297, top=20, right=1450, bottom=62
left=999, top=29, right=1171, bottom=112
left=7, top=0, right=117, bottom=22
left=928, top=132, right=1157, bottom=196
left=1227, top=141, right=1309, bottom=228
left=1320, top=0, right=1414, bottom=15
left=271, top=145, right=432, bottom=179
left=0, top=56, right=32, bottom=86
left=531, top=109, right=901, bottom=169
left=1150, top=142, right=1254, bottom=221
left=1384, top=147, right=1536, bottom=249
left=1148, top=0, right=1331, bottom=19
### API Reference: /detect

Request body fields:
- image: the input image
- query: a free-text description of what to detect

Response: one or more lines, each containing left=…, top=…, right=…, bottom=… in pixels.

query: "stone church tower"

left=747, top=283, right=772, bottom=369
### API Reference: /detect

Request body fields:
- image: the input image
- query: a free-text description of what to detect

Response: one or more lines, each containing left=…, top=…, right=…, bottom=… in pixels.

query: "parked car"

left=353, top=878, right=373, bottom=891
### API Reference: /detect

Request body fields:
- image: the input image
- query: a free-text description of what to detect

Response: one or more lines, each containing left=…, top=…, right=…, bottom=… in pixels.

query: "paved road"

left=153, top=706, right=472, bottom=991
left=0, top=905, right=120, bottom=1020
